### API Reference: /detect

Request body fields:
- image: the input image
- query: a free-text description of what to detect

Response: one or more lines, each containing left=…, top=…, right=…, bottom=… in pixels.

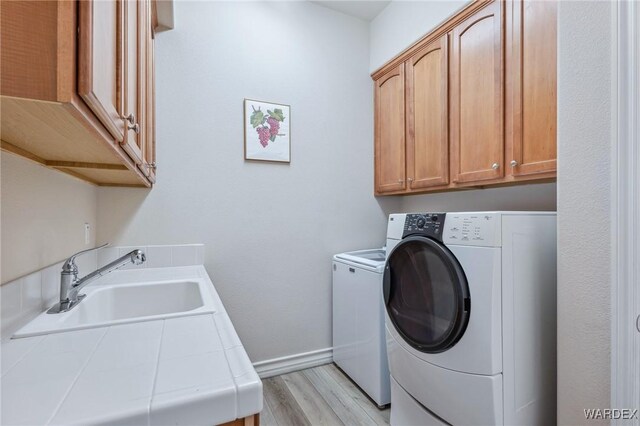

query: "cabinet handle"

left=510, top=160, right=518, bottom=167
left=492, top=163, right=500, bottom=170
left=150, top=162, right=156, bottom=170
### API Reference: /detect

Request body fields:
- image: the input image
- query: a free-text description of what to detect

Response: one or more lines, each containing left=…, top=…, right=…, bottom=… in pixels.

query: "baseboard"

left=253, top=347, right=333, bottom=379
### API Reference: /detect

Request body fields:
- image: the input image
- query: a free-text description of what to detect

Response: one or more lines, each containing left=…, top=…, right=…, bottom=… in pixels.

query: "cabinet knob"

left=510, top=160, right=518, bottom=167
left=407, top=177, right=414, bottom=182
left=150, top=162, right=156, bottom=170
left=123, top=113, right=136, bottom=125
left=123, top=113, right=140, bottom=134
left=128, top=122, right=140, bottom=134
left=492, top=163, right=500, bottom=170
left=398, top=179, right=404, bottom=184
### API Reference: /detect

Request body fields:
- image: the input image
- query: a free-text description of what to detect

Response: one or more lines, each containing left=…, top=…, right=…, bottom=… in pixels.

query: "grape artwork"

left=249, top=106, right=286, bottom=148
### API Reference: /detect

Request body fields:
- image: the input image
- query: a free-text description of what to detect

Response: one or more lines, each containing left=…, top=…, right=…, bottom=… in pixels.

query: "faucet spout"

left=48, top=248, right=146, bottom=314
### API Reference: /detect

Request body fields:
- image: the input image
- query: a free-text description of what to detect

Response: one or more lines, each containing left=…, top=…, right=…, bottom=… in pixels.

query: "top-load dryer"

left=384, top=212, right=556, bottom=426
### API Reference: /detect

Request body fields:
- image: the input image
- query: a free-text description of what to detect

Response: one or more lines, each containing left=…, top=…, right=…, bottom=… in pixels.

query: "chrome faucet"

left=47, top=243, right=146, bottom=314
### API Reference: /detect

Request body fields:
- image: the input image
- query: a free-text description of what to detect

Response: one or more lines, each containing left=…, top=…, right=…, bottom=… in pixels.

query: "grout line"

left=44, top=328, right=109, bottom=425
left=210, top=313, right=241, bottom=421
left=1, top=336, right=46, bottom=378
left=148, top=319, right=167, bottom=426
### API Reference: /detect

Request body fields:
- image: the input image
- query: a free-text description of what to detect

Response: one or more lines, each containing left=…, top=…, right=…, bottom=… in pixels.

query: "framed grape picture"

left=244, top=99, right=291, bottom=163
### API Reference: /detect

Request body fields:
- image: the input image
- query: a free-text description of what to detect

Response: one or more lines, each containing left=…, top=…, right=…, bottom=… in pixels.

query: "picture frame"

left=243, top=99, right=291, bottom=163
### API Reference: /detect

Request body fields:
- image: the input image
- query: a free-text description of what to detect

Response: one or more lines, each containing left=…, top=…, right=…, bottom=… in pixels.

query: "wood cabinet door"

left=450, top=0, right=504, bottom=183
left=375, top=64, right=406, bottom=193
left=406, top=35, right=448, bottom=190
left=121, top=0, right=145, bottom=165
left=78, top=0, right=125, bottom=143
left=506, top=0, right=556, bottom=177
left=144, top=0, right=156, bottom=182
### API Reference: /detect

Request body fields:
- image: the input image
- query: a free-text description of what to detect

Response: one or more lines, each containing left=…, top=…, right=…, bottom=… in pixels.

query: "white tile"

left=2, top=374, right=76, bottom=425
left=1, top=280, right=22, bottom=339
left=145, top=246, right=172, bottom=269
left=75, top=249, right=97, bottom=275
left=234, top=371, right=263, bottom=419
left=21, top=271, right=42, bottom=318
left=1, top=336, right=44, bottom=376
left=41, top=264, right=61, bottom=308
left=97, top=247, right=119, bottom=268
left=224, top=346, right=254, bottom=378
left=195, top=245, right=205, bottom=265
left=12, top=329, right=106, bottom=381
left=84, top=321, right=163, bottom=373
left=213, top=312, right=243, bottom=349
left=42, top=328, right=101, bottom=356
left=51, top=363, right=155, bottom=426
left=160, top=315, right=222, bottom=359
left=171, top=245, right=197, bottom=267
left=154, top=351, right=233, bottom=394
left=0, top=328, right=106, bottom=426
left=151, top=383, right=237, bottom=426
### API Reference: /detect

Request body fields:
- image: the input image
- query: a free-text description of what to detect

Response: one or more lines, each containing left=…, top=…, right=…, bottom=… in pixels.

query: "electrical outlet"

left=84, top=223, right=91, bottom=245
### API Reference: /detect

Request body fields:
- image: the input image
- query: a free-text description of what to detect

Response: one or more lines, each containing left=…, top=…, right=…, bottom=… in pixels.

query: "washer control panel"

left=402, top=213, right=446, bottom=241
left=442, top=213, right=501, bottom=247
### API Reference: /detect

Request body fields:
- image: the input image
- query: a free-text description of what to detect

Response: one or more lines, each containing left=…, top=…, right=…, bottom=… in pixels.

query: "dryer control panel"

left=442, top=212, right=502, bottom=247
left=402, top=213, right=446, bottom=241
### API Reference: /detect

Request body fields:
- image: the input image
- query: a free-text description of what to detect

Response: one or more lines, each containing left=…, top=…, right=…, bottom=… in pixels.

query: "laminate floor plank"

left=263, top=376, right=311, bottom=426
left=261, top=364, right=390, bottom=426
left=321, top=364, right=391, bottom=425
left=281, top=371, right=344, bottom=426
left=260, top=394, right=279, bottom=426
left=303, top=366, right=377, bottom=426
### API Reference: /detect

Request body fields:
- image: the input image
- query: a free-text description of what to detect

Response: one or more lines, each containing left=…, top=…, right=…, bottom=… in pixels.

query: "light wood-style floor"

left=261, top=363, right=390, bottom=426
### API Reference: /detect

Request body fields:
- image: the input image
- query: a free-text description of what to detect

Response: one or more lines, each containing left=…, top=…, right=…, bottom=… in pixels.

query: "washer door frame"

left=383, top=236, right=470, bottom=354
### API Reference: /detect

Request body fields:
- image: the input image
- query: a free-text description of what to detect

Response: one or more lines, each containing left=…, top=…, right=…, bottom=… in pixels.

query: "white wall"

left=401, top=183, right=557, bottom=213
left=369, top=0, right=469, bottom=72
left=557, top=1, right=612, bottom=423
left=1, top=152, right=97, bottom=284
left=97, top=1, right=400, bottom=363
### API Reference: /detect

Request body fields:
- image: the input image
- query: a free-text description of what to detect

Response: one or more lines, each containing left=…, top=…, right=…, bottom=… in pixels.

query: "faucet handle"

left=62, top=243, right=110, bottom=273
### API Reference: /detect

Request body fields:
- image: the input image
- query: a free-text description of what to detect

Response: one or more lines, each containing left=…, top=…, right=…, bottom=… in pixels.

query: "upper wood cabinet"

left=372, top=0, right=557, bottom=196
left=406, top=35, right=449, bottom=190
left=0, top=0, right=161, bottom=187
left=144, top=5, right=157, bottom=183
left=450, top=0, right=503, bottom=184
left=121, top=0, right=146, bottom=166
left=375, top=64, right=406, bottom=194
left=78, top=0, right=125, bottom=143
left=506, top=0, right=557, bottom=177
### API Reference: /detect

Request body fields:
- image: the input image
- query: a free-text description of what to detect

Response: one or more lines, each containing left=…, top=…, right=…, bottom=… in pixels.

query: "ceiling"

left=311, top=1, right=391, bottom=21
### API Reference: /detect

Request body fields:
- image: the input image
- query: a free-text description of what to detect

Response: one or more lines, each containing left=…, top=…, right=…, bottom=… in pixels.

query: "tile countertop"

left=1, top=265, right=263, bottom=426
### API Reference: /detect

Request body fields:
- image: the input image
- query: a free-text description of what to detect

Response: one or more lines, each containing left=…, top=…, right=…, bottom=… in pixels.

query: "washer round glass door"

left=384, top=236, right=470, bottom=353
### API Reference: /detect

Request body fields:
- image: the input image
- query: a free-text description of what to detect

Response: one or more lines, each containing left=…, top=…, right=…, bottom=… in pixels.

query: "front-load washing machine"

left=384, top=212, right=556, bottom=425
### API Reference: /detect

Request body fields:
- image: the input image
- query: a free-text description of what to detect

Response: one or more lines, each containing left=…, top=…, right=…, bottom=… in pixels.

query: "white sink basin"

left=13, top=279, right=216, bottom=338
